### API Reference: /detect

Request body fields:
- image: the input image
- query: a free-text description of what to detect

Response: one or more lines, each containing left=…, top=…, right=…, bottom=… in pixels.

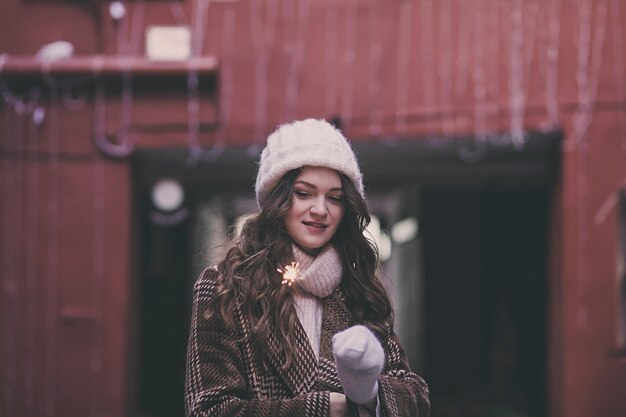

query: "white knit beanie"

left=255, top=118, right=364, bottom=206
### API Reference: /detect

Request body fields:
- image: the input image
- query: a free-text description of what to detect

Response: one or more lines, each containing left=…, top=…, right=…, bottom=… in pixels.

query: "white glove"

left=332, top=325, right=385, bottom=404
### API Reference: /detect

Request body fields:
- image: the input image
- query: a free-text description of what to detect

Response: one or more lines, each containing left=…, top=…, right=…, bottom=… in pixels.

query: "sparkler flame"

left=277, top=262, right=302, bottom=286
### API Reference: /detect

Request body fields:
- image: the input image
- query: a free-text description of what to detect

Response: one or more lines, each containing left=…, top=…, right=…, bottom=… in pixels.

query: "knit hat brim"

left=255, top=119, right=364, bottom=206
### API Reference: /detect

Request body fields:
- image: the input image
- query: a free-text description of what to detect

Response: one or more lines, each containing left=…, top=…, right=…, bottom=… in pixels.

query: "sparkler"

left=277, top=262, right=303, bottom=287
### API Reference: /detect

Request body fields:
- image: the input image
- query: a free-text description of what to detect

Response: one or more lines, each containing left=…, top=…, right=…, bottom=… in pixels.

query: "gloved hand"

left=332, top=325, right=385, bottom=404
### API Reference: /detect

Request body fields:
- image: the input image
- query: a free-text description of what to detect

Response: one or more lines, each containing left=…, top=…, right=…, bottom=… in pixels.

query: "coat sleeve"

left=184, top=269, right=331, bottom=417
left=376, top=328, right=431, bottom=417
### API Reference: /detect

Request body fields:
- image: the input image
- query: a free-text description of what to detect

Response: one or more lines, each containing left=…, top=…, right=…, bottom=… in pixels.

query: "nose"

left=310, top=197, right=328, bottom=217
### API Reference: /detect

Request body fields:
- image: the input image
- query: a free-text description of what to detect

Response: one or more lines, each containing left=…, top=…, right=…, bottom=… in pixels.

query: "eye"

left=328, top=195, right=344, bottom=203
left=294, top=190, right=310, bottom=198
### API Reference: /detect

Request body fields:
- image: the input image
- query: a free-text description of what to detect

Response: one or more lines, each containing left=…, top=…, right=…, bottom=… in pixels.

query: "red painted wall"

left=1, top=1, right=626, bottom=416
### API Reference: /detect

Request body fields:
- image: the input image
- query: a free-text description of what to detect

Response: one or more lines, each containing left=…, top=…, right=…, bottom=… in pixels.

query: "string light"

left=367, top=0, right=383, bottom=137
left=0, top=53, right=35, bottom=114
left=453, top=2, right=471, bottom=103
left=115, top=0, right=146, bottom=56
left=424, top=0, right=449, bottom=148
left=1, top=105, right=10, bottom=417
left=93, top=1, right=145, bottom=158
left=394, top=0, right=413, bottom=137
left=0, top=81, right=39, bottom=116
left=90, top=147, right=106, bottom=417
left=544, top=0, right=563, bottom=129
left=437, top=0, right=454, bottom=138
left=569, top=0, right=608, bottom=149
left=460, top=0, right=489, bottom=163
left=572, top=0, right=609, bottom=336
left=520, top=1, right=539, bottom=143
left=192, top=0, right=210, bottom=57
left=2, top=101, right=22, bottom=417
left=168, top=0, right=188, bottom=26
left=340, top=0, right=358, bottom=131
left=86, top=5, right=151, bottom=401
left=186, top=70, right=202, bottom=165
left=482, top=0, right=503, bottom=144
left=61, top=83, right=89, bottom=112
left=44, top=87, right=61, bottom=417
left=610, top=0, right=626, bottom=166
left=420, top=0, right=436, bottom=116
left=24, top=90, right=41, bottom=417
left=472, top=0, right=488, bottom=143
left=205, top=8, right=236, bottom=162
left=283, top=0, right=312, bottom=122
left=92, top=58, right=134, bottom=158
left=486, top=1, right=501, bottom=109
left=248, top=0, right=280, bottom=156
left=324, top=1, right=339, bottom=118
left=508, top=0, right=526, bottom=149
left=92, top=3, right=145, bottom=415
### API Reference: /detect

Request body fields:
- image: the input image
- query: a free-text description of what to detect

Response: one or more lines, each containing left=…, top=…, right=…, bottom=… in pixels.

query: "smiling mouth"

left=303, top=221, right=327, bottom=229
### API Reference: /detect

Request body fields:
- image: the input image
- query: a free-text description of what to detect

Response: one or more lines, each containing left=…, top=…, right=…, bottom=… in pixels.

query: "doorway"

left=421, top=187, right=549, bottom=417
left=131, top=131, right=559, bottom=417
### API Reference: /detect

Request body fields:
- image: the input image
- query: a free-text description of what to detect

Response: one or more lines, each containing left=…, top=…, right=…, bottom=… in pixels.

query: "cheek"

left=331, top=206, right=345, bottom=225
left=284, top=207, right=296, bottom=228
left=288, top=199, right=306, bottom=217
left=285, top=200, right=303, bottom=226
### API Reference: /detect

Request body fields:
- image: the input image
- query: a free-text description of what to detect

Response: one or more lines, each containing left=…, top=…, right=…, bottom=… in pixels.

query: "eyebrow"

left=294, top=180, right=343, bottom=192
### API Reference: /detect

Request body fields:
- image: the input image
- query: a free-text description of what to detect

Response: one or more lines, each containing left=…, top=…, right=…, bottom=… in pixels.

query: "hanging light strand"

left=573, top=0, right=609, bottom=337
left=186, top=70, right=202, bottom=164
left=420, top=0, right=436, bottom=115
left=609, top=0, right=626, bottom=163
left=283, top=0, right=312, bottom=122
left=340, top=0, right=358, bottom=131
left=453, top=1, right=471, bottom=101
left=168, top=0, right=188, bottom=25
left=44, top=87, right=61, bottom=417
left=472, top=0, right=488, bottom=143
left=92, top=56, right=134, bottom=158
left=544, top=0, right=563, bottom=129
left=24, top=90, right=41, bottom=417
left=483, top=1, right=507, bottom=145
left=437, top=0, right=454, bottom=138
left=2, top=103, right=22, bottom=417
left=367, top=0, right=383, bottom=137
left=459, top=0, right=488, bottom=164
left=324, top=1, right=339, bottom=117
left=394, top=0, right=413, bottom=136
left=1, top=104, right=13, bottom=417
left=116, top=0, right=146, bottom=56
left=205, top=8, right=237, bottom=161
left=89, top=147, right=106, bottom=417
left=248, top=0, right=280, bottom=156
left=508, top=0, right=526, bottom=148
left=0, top=53, right=43, bottom=129
left=486, top=1, right=501, bottom=104
left=572, top=0, right=608, bottom=145
left=522, top=2, right=540, bottom=96
left=94, top=1, right=145, bottom=158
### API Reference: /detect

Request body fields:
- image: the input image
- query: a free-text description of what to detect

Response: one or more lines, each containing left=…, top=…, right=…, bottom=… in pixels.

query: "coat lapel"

left=263, top=287, right=354, bottom=395
left=317, top=288, right=354, bottom=390
left=264, top=312, right=318, bottom=396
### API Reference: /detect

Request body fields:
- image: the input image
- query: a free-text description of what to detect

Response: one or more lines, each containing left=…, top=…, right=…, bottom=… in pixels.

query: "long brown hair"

left=210, top=168, right=393, bottom=367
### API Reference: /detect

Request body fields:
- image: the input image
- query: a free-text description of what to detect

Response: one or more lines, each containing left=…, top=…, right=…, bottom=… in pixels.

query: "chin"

left=298, top=241, right=326, bottom=254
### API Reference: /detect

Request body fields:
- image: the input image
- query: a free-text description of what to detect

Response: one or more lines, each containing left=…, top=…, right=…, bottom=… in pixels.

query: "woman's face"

left=284, top=166, right=345, bottom=255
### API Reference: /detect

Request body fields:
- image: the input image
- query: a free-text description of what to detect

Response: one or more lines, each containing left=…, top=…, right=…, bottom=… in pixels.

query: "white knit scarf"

left=292, top=244, right=343, bottom=359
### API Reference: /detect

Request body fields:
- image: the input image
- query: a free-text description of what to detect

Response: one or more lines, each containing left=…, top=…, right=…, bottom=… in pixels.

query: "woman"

left=185, top=119, right=430, bottom=416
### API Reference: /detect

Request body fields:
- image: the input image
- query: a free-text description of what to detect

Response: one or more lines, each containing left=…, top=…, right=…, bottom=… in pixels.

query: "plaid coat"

left=185, top=267, right=430, bottom=417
